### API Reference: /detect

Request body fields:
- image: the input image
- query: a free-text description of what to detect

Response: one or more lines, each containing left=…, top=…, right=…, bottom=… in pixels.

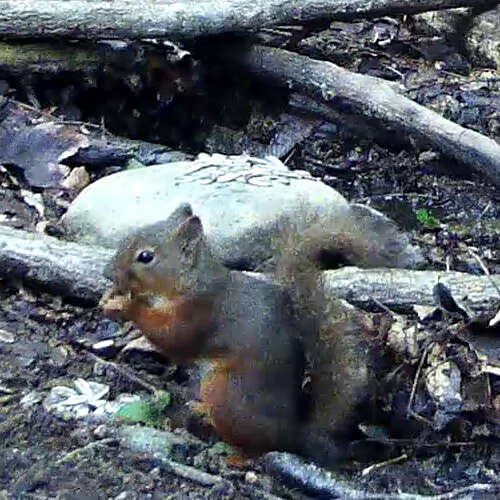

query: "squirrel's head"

left=103, top=203, right=223, bottom=300
left=101, top=203, right=226, bottom=361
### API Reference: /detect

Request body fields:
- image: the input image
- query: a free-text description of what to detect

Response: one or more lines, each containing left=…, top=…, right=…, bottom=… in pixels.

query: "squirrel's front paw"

left=100, top=287, right=129, bottom=320
left=224, top=453, right=252, bottom=468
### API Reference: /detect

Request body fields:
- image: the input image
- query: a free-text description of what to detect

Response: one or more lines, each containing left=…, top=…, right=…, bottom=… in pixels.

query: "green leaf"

left=211, top=441, right=233, bottom=455
left=416, top=209, right=440, bottom=229
left=125, top=158, right=147, bottom=170
left=116, top=392, right=171, bottom=426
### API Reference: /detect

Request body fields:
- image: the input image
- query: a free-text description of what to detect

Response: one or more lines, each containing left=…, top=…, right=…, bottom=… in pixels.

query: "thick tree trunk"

left=0, top=1, right=495, bottom=40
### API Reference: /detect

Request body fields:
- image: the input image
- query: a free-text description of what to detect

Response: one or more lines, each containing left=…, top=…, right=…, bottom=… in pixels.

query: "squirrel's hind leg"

left=199, top=356, right=302, bottom=458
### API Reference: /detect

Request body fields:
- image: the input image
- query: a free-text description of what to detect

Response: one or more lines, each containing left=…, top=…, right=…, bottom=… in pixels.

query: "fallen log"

left=0, top=39, right=191, bottom=76
left=0, top=41, right=102, bottom=75
left=0, top=1, right=496, bottom=40
left=225, top=45, right=500, bottom=187
left=0, top=225, right=112, bottom=303
left=322, top=267, right=500, bottom=312
left=1, top=225, right=498, bottom=310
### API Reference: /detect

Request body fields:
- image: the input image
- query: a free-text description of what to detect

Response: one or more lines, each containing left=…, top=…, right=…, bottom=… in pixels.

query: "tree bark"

left=0, top=225, right=112, bottom=303
left=1, top=226, right=498, bottom=311
left=322, top=267, right=499, bottom=312
left=0, top=1, right=496, bottom=40
left=227, top=45, right=500, bottom=187
left=0, top=41, right=102, bottom=75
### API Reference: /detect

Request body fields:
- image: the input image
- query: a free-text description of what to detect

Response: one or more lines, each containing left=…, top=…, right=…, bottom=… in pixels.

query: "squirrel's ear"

left=167, top=203, right=193, bottom=226
left=177, top=216, right=204, bottom=252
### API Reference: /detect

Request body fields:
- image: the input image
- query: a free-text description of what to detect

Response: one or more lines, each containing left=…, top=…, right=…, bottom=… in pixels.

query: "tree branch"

left=226, top=45, right=500, bottom=187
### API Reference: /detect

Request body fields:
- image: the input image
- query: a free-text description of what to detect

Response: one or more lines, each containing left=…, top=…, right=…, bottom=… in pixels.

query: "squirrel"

left=100, top=202, right=420, bottom=466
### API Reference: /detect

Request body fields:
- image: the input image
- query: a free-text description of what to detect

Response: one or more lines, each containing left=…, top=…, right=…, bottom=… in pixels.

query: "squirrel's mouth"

left=99, top=287, right=130, bottom=321
left=99, top=286, right=179, bottom=322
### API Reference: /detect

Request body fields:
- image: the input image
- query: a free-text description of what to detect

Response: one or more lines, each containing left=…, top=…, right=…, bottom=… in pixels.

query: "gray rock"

left=466, top=6, right=500, bottom=69
left=0, top=325, right=15, bottom=343
left=91, top=339, right=116, bottom=358
left=63, top=154, right=350, bottom=269
left=63, top=154, right=422, bottom=270
left=412, top=8, right=471, bottom=38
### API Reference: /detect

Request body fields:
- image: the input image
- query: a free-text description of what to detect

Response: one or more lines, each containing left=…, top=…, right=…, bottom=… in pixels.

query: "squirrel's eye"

left=136, top=250, right=155, bottom=264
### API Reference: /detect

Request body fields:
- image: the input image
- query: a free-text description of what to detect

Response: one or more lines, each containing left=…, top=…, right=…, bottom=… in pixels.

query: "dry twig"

left=407, top=342, right=434, bottom=426
left=54, top=438, right=116, bottom=466
left=87, top=352, right=158, bottom=395
left=361, top=454, right=409, bottom=477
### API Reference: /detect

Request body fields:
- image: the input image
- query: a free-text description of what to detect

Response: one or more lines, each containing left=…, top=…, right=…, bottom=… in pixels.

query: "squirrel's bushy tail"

left=274, top=204, right=421, bottom=285
left=272, top=204, right=418, bottom=464
left=273, top=203, right=421, bottom=324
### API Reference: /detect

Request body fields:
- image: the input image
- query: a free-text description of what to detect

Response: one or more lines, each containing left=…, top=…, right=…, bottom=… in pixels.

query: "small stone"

left=114, top=491, right=137, bottom=500
left=117, top=425, right=204, bottom=464
left=60, top=166, right=90, bottom=191
left=93, top=424, right=109, bottom=439
left=0, top=327, right=15, bottom=343
left=35, top=220, right=50, bottom=234
left=150, top=467, right=161, bottom=478
left=245, top=471, right=258, bottom=483
left=418, top=150, right=439, bottom=164
left=122, top=335, right=162, bottom=354
left=91, top=339, right=116, bottom=357
left=20, top=391, right=43, bottom=408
